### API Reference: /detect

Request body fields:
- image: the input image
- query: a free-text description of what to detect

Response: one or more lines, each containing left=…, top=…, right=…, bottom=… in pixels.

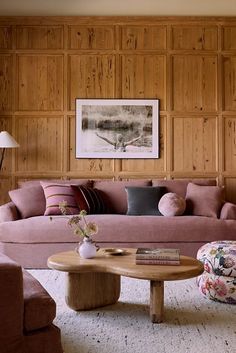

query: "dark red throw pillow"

left=71, top=185, right=107, bottom=214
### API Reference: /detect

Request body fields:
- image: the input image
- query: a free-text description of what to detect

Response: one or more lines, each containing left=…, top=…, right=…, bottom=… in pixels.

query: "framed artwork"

left=75, top=99, right=159, bottom=159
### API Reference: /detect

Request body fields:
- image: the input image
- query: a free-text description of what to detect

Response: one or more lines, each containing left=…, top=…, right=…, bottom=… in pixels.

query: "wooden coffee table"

left=47, top=248, right=204, bottom=323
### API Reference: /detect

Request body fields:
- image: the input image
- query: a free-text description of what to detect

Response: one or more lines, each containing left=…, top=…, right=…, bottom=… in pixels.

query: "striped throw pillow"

left=41, top=182, right=79, bottom=215
left=71, top=185, right=107, bottom=214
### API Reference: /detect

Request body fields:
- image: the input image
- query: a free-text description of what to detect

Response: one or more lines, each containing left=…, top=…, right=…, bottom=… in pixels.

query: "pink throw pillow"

left=158, top=192, right=186, bottom=217
left=185, top=183, right=224, bottom=218
left=9, top=185, right=46, bottom=218
left=41, top=182, right=79, bottom=216
left=220, top=202, right=236, bottom=220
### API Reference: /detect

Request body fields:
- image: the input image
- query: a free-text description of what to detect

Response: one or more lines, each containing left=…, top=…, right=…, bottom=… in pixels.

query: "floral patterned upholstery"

left=197, top=241, right=236, bottom=304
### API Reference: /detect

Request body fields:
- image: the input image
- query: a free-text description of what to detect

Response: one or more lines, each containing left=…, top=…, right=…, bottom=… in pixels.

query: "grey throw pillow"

left=125, top=186, right=166, bottom=216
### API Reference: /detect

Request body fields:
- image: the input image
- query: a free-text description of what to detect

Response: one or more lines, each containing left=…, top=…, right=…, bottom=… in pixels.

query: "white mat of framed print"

left=75, top=99, right=159, bottom=159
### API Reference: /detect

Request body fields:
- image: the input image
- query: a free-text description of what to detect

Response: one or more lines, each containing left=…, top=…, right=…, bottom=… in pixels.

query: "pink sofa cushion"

left=158, top=192, right=186, bottom=217
left=9, top=186, right=46, bottom=218
left=41, top=182, right=79, bottom=215
left=220, top=202, right=236, bottom=220
left=23, top=270, right=56, bottom=332
left=186, top=183, right=224, bottom=218
left=93, top=179, right=151, bottom=214
left=152, top=179, right=216, bottom=198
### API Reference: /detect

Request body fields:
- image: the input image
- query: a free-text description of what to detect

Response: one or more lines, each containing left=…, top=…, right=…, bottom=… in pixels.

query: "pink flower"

left=204, top=262, right=211, bottom=273
left=212, top=279, right=227, bottom=297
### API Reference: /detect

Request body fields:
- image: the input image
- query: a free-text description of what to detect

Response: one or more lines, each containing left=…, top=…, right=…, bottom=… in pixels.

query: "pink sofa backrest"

left=93, top=179, right=151, bottom=214
left=152, top=179, right=217, bottom=199
left=18, top=179, right=91, bottom=188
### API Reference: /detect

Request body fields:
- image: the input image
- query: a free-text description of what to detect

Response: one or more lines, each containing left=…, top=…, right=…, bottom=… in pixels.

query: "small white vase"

left=77, top=237, right=98, bottom=259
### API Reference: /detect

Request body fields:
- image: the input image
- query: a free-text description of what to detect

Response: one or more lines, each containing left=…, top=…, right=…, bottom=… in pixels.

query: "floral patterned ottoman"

left=196, top=241, right=236, bottom=304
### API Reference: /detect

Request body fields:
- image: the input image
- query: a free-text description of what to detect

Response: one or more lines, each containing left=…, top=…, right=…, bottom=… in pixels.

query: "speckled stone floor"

left=29, top=270, right=236, bottom=353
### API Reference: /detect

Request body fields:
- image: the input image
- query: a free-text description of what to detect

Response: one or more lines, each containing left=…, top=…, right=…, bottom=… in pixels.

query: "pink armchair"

left=0, top=253, right=63, bottom=353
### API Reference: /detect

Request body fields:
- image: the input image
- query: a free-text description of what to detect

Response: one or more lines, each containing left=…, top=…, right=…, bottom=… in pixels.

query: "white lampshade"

left=0, top=131, right=19, bottom=148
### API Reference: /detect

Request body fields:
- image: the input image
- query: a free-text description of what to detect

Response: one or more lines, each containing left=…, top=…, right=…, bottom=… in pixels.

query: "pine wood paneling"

left=224, top=116, right=236, bottom=171
left=0, top=26, right=12, bottom=49
left=223, top=56, right=236, bottom=111
left=15, top=116, right=63, bottom=172
left=16, top=26, right=63, bottom=49
left=68, top=55, right=115, bottom=110
left=0, top=55, right=13, bottom=111
left=68, top=26, right=115, bottom=50
left=121, top=26, right=167, bottom=50
left=68, top=115, right=114, bottom=174
left=0, top=178, right=11, bottom=204
left=171, top=26, right=217, bottom=50
left=17, top=55, right=63, bottom=111
left=121, top=55, right=166, bottom=110
left=172, top=55, right=217, bottom=112
left=172, top=116, right=217, bottom=172
left=121, top=116, right=166, bottom=173
left=1, top=16, right=236, bottom=203
left=222, top=26, right=236, bottom=50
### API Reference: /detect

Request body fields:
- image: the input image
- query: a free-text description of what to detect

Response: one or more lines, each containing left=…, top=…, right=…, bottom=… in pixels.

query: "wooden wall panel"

left=16, top=26, right=63, bottom=49
left=172, top=116, right=217, bottom=172
left=171, top=26, right=217, bottom=50
left=68, top=115, right=114, bottom=174
left=0, top=26, right=12, bottom=49
left=68, top=55, right=115, bottom=110
left=121, top=26, right=167, bottom=50
left=172, top=55, right=217, bottom=112
left=0, top=178, right=11, bottom=204
left=121, top=55, right=166, bottom=110
left=0, top=55, right=13, bottom=111
left=224, top=116, right=236, bottom=171
left=222, top=26, right=236, bottom=50
left=1, top=16, right=236, bottom=204
left=15, top=116, right=63, bottom=172
left=17, top=55, right=63, bottom=111
left=223, top=56, right=236, bottom=111
left=68, top=26, right=115, bottom=49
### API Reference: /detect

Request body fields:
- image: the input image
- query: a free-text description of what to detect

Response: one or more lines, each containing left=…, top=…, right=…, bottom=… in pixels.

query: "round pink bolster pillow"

left=158, top=192, right=186, bottom=217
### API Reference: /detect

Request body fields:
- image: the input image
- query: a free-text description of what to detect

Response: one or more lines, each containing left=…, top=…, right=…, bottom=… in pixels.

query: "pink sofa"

left=0, top=178, right=236, bottom=269
left=0, top=252, right=63, bottom=353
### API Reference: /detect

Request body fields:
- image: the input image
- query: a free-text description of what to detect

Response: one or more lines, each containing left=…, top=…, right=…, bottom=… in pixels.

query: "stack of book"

left=135, top=248, right=180, bottom=265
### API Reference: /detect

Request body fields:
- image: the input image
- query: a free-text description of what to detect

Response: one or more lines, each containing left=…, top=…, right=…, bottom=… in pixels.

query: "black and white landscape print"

left=76, top=99, right=159, bottom=158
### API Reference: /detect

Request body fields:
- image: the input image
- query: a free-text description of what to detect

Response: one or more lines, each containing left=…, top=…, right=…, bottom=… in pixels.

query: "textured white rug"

left=29, top=270, right=236, bottom=353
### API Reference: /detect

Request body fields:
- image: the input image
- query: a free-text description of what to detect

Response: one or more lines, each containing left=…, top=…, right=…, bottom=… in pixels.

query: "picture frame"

left=75, top=99, right=159, bottom=159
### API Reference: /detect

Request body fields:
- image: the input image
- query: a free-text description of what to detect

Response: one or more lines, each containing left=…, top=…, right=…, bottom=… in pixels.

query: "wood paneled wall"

left=1, top=16, right=236, bottom=204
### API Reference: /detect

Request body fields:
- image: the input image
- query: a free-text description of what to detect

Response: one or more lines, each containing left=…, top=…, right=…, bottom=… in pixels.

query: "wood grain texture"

left=150, top=280, right=164, bottom=323
left=0, top=116, right=13, bottom=173
left=16, top=26, right=63, bottom=49
left=68, top=54, right=115, bottom=110
left=0, top=55, right=13, bottom=111
left=172, top=116, right=217, bottom=172
left=65, top=272, right=120, bottom=310
left=17, top=55, right=63, bottom=111
left=0, top=16, right=236, bottom=204
left=15, top=116, right=63, bottom=172
left=172, top=55, right=217, bottom=112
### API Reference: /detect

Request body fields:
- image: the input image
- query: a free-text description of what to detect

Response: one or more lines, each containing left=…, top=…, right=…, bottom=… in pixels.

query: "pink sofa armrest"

left=0, top=201, right=20, bottom=222
left=0, top=253, right=24, bottom=353
left=220, top=202, right=236, bottom=220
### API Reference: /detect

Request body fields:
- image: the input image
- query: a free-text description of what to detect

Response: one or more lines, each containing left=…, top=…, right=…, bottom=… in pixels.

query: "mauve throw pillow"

left=125, top=186, right=166, bottom=216
left=220, top=202, right=236, bottom=220
left=158, top=192, right=186, bottom=217
left=41, top=182, right=79, bottom=216
left=185, top=183, right=224, bottom=218
left=9, top=185, right=46, bottom=218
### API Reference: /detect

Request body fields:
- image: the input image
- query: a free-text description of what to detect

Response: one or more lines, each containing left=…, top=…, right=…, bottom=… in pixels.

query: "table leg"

left=65, top=272, right=121, bottom=311
left=150, top=280, right=164, bottom=323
